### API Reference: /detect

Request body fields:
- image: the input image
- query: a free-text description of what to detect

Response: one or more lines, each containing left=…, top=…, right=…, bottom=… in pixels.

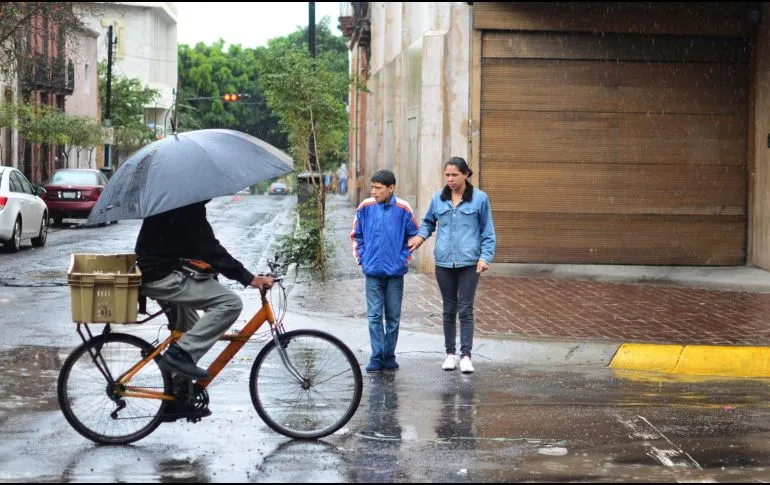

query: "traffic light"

left=223, top=93, right=241, bottom=102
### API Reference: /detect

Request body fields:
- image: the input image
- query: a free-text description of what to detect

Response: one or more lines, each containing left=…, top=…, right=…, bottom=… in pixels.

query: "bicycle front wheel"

left=57, top=333, right=171, bottom=445
left=250, top=329, right=363, bottom=439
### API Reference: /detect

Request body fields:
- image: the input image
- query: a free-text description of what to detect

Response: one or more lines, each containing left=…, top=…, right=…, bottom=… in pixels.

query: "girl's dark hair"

left=440, top=156, right=474, bottom=202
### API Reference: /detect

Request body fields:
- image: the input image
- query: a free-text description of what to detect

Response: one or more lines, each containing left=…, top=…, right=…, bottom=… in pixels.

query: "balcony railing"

left=50, top=58, right=65, bottom=92
left=34, top=54, right=49, bottom=90
left=42, top=57, right=75, bottom=95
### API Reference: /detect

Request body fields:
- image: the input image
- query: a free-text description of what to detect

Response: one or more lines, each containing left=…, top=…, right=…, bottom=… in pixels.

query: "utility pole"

left=308, top=2, right=318, bottom=175
left=103, top=24, right=114, bottom=171
left=309, top=2, right=316, bottom=58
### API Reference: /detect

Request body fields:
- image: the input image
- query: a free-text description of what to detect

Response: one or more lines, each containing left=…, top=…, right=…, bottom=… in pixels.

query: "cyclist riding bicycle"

left=135, top=199, right=274, bottom=420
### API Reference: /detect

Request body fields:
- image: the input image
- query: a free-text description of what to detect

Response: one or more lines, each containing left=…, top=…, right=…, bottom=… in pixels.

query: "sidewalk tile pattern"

left=290, top=196, right=770, bottom=346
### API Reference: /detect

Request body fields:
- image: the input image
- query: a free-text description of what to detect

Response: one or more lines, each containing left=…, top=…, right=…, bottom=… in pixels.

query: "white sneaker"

left=441, top=354, right=457, bottom=371
left=459, top=356, right=474, bottom=374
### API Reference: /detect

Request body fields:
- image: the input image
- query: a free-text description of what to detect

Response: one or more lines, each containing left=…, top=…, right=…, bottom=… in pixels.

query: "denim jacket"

left=417, top=188, right=496, bottom=269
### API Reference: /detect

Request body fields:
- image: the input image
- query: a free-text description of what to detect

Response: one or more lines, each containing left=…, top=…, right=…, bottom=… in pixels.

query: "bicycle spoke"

left=58, top=333, right=170, bottom=445
left=251, top=330, right=363, bottom=439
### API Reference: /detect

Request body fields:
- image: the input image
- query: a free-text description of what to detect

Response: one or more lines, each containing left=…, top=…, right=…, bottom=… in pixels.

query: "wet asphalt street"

left=3, top=194, right=770, bottom=482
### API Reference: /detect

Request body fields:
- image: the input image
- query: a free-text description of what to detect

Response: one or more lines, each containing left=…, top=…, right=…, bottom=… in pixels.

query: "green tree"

left=256, top=38, right=348, bottom=279
left=98, top=61, right=159, bottom=162
left=175, top=16, right=348, bottom=157
left=63, top=116, right=102, bottom=167
left=13, top=103, right=70, bottom=180
left=176, top=40, right=286, bottom=148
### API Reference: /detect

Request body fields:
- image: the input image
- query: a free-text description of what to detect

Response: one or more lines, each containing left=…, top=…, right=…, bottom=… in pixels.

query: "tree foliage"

left=255, top=19, right=349, bottom=280
left=176, top=40, right=285, bottom=149
left=175, top=16, right=348, bottom=161
left=63, top=115, right=102, bottom=167
left=98, top=61, right=159, bottom=160
left=174, top=17, right=350, bottom=279
left=255, top=45, right=348, bottom=172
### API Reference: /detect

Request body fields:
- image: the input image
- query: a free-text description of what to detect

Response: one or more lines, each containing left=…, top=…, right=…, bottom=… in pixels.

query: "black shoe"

left=160, top=400, right=212, bottom=423
left=159, top=343, right=210, bottom=380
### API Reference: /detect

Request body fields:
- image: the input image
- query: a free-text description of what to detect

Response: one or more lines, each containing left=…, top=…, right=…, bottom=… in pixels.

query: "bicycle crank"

left=186, top=383, right=210, bottom=423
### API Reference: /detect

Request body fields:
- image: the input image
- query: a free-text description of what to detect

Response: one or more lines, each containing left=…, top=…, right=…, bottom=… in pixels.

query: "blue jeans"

left=365, top=275, right=404, bottom=365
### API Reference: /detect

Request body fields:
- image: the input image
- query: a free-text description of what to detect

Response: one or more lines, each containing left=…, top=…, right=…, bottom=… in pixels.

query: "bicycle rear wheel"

left=250, top=329, right=363, bottom=439
left=57, top=333, right=171, bottom=445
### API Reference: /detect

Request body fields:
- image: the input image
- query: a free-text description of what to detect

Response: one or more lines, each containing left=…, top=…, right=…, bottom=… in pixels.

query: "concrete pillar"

left=416, top=31, right=448, bottom=273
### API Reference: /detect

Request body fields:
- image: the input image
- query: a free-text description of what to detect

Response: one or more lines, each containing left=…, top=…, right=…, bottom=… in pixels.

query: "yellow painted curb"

left=609, top=343, right=770, bottom=377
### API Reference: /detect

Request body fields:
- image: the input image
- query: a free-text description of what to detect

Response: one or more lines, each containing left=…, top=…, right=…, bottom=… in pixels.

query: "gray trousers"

left=141, top=270, right=243, bottom=363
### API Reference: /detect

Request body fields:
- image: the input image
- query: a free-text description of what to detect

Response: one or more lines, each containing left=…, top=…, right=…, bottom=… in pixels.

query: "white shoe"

left=441, top=354, right=457, bottom=371
left=459, top=356, right=474, bottom=374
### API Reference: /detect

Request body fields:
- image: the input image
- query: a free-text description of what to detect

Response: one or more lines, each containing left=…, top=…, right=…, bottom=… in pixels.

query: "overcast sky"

left=175, top=2, right=343, bottom=49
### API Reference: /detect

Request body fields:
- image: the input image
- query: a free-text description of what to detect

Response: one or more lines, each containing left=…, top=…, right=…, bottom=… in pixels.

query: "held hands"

left=407, top=235, right=425, bottom=252
left=476, top=260, right=489, bottom=274
left=250, top=275, right=275, bottom=295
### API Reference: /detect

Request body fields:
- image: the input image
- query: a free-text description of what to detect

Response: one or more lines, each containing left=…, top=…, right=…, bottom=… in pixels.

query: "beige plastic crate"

left=68, top=253, right=142, bottom=324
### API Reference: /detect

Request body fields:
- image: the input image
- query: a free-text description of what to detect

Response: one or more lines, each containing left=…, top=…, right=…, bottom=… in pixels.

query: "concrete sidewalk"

left=286, top=194, right=770, bottom=378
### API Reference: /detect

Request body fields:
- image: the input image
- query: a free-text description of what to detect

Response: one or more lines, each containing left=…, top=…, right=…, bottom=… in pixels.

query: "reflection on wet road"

left=4, top=340, right=770, bottom=481
left=4, top=194, right=770, bottom=481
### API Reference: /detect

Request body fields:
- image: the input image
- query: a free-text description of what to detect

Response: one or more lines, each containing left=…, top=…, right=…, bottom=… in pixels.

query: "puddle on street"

left=0, top=346, right=65, bottom=416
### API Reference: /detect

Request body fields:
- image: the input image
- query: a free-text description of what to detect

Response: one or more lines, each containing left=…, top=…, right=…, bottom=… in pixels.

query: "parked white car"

left=0, top=167, right=48, bottom=252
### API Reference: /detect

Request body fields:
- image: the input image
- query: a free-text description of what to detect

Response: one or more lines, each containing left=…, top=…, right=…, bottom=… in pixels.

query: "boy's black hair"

left=371, top=169, right=396, bottom=186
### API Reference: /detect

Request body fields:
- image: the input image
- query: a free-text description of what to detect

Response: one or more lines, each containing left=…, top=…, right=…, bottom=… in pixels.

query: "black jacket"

left=135, top=201, right=255, bottom=286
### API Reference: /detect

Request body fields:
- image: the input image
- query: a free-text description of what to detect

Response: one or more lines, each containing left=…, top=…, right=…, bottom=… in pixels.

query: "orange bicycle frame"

left=114, top=292, right=277, bottom=401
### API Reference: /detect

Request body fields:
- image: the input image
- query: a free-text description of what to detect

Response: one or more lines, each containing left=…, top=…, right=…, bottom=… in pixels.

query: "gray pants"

left=141, top=270, right=243, bottom=363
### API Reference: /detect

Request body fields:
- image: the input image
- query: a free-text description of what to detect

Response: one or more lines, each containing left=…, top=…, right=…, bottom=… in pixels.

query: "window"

left=19, top=172, right=35, bottom=195
left=49, top=170, right=101, bottom=186
left=9, top=171, right=23, bottom=193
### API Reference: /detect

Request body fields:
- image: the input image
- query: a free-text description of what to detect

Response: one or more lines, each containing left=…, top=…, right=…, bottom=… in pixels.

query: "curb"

left=609, top=343, right=770, bottom=378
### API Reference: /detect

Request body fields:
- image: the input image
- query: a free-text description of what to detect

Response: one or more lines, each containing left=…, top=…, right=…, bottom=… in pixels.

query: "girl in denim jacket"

left=408, top=157, right=496, bottom=374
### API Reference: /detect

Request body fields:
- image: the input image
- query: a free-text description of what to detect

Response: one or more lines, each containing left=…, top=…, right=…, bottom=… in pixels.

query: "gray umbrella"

left=86, top=129, right=294, bottom=225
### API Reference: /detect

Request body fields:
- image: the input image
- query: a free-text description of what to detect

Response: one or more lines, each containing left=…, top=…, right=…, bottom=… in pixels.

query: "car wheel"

left=53, top=215, right=63, bottom=227
left=3, top=217, right=21, bottom=253
left=31, top=213, right=47, bottom=247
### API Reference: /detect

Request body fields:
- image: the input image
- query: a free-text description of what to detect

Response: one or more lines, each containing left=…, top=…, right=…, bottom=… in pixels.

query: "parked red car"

left=42, top=168, right=109, bottom=226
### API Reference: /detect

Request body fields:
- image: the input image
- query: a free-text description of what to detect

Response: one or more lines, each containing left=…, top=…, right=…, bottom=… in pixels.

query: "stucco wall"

left=363, top=2, right=471, bottom=272
left=748, top=4, right=770, bottom=269
left=65, top=29, right=100, bottom=168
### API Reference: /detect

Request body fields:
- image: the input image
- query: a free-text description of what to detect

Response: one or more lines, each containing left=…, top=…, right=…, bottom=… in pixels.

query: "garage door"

left=478, top=12, right=751, bottom=265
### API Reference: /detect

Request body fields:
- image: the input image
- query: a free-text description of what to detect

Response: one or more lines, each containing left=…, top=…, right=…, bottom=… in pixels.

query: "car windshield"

left=49, top=171, right=101, bottom=185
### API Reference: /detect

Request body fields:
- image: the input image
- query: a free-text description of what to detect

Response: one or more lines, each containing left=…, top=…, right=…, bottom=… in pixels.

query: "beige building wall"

left=0, top=74, right=20, bottom=169
left=64, top=27, right=100, bottom=169
left=748, top=3, right=770, bottom=270
left=364, top=2, right=472, bottom=273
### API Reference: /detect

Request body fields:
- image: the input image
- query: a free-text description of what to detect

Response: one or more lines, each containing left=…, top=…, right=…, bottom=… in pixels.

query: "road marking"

left=618, top=415, right=703, bottom=470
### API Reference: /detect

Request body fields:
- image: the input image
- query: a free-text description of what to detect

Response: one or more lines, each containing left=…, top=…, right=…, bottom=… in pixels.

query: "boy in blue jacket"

left=351, top=170, right=419, bottom=372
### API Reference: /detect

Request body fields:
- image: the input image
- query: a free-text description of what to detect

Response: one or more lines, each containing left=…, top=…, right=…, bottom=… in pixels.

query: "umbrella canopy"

left=86, top=129, right=294, bottom=225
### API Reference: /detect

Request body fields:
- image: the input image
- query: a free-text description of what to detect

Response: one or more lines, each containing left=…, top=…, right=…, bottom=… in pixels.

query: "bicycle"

left=57, top=259, right=364, bottom=445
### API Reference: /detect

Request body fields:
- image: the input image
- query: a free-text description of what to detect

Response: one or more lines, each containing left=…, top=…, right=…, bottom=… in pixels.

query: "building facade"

left=0, top=71, right=20, bottom=171
left=81, top=2, right=178, bottom=145
left=344, top=2, right=770, bottom=272
left=16, top=9, right=74, bottom=184
left=64, top=25, right=100, bottom=169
